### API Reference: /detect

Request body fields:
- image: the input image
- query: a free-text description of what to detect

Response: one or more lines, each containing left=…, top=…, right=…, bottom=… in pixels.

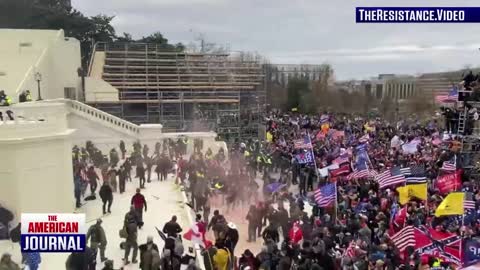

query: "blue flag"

left=355, top=144, right=369, bottom=171
left=464, top=239, right=480, bottom=267
left=295, top=151, right=314, bottom=164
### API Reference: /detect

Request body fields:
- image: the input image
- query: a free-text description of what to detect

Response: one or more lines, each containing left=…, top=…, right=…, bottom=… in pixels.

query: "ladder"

left=457, top=107, right=468, bottom=134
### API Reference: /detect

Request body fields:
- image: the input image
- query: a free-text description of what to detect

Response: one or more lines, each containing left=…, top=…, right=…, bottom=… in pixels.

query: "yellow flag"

left=291, top=108, right=298, bottom=112
left=397, top=183, right=428, bottom=205
left=434, top=192, right=465, bottom=217
left=266, top=132, right=273, bottom=142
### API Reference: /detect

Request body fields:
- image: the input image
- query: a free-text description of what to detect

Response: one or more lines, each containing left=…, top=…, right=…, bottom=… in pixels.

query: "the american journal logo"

left=356, top=7, right=480, bottom=23
left=21, top=213, right=86, bottom=252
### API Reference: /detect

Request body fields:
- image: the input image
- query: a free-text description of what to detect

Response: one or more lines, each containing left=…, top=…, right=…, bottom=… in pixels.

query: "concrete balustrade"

left=0, top=103, right=70, bottom=139
left=7, top=100, right=226, bottom=157
left=0, top=102, right=75, bottom=220
left=46, top=98, right=141, bottom=135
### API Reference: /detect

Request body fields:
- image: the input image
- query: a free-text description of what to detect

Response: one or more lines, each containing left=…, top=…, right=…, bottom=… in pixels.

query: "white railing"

left=43, top=99, right=140, bottom=136
left=0, top=103, right=68, bottom=139
left=87, top=42, right=98, bottom=77
left=14, top=30, right=63, bottom=99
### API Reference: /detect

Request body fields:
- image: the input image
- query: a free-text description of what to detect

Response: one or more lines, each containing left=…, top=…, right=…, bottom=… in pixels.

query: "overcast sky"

left=72, top=0, right=480, bottom=80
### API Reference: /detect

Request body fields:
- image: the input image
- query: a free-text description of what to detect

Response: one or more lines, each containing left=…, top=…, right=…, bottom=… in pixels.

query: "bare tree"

left=406, top=91, right=435, bottom=116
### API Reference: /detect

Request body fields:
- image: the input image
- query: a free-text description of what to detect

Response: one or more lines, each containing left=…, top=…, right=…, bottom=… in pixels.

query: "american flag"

left=320, top=114, right=329, bottom=124
left=390, top=225, right=415, bottom=252
left=294, top=136, right=313, bottom=149
left=359, top=134, right=370, bottom=143
left=314, top=183, right=337, bottom=207
left=346, top=169, right=378, bottom=180
left=402, top=165, right=427, bottom=184
left=464, top=199, right=476, bottom=209
left=441, top=157, right=456, bottom=171
left=447, top=207, right=476, bottom=227
left=375, top=166, right=406, bottom=189
left=435, top=87, right=458, bottom=104
left=332, top=156, right=349, bottom=165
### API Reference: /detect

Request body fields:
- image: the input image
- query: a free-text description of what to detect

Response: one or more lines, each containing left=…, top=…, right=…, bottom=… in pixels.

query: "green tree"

left=139, top=32, right=169, bottom=44
left=174, top=42, right=186, bottom=52
left=88, top=15, right=116, bottom=42
left=138, top=32, right=185, bottom=51
left=0, top=0, right=185, bottom=64
left=379, top=97, right=395, bottom=120
left=0, top=0, right=117, bottom=67
left=116, top=32, right=134, bottom=42
left=287, top=77, right=310, bottom=111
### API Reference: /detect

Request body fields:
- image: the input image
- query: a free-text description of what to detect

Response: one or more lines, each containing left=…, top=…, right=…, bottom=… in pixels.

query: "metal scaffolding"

left=88, top=42, right=266, bottom=142
left=455, top=91, right=480, bottom=178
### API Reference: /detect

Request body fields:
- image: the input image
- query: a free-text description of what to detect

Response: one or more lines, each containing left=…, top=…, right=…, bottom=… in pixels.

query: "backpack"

left=90, top=226, right=102, bottom=243
left=10, top=223, right=20, bottom=243
left=85, top=194, right=96, bottom=201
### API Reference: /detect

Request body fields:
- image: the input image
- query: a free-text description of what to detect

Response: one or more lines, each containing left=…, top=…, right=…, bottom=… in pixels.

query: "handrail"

left=15, top=65, right=34, bottom=99
left=67, top=99, right=140, bottom=134
left=43, top=99, right=140, bottom=135
left=14, top=30, right=63, bottom=99
left=87, top=42, right=98, bottom=76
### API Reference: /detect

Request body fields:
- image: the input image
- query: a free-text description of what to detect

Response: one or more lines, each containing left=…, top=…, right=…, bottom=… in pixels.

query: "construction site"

left=87, top=42, right=266, bottom=142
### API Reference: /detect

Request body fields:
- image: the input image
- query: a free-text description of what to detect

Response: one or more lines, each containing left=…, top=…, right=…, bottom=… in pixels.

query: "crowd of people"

left=177, top=108, right=480, bottom=270
left=67, top=138, right=195, bottom=269
left=2, top=100, right=480, bottom=270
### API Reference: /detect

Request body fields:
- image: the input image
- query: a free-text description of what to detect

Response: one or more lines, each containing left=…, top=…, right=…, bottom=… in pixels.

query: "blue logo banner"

left=356, top=7, right=480, bottom=23
left=21, top=234, right=86, bottom=253
left=464, top=239, right=480, bottom=266
left=295, top=151, right=314, bottom=164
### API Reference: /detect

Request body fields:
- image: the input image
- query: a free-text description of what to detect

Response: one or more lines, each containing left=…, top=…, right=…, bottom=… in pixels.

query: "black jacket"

left=163, top=221, right=182, bottom=238
left=139, top=243, right=159, bottom=269
left=276, top=209, right=289, bottom=227
left=201, top=247, right=216, bottom=270
left=208, top=214, right=226, bottom=230
left=225, top=228, right=239, bottom=247
left=66, top=247, right=95, bottom=270
left=99, top=185, right=113, bottom=201
left=262, top=226, right=279, bottom=243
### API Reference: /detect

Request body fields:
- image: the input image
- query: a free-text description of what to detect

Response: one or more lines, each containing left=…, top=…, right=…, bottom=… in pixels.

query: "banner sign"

left=356, top=7, right=475, bottom=23
left=464, top=239, right=480, bottom=267
left=295, top=151, right=314, bottom=164
left=436, top=171, right=461, bottom=194
left=21, top=213, right=86, bottom=252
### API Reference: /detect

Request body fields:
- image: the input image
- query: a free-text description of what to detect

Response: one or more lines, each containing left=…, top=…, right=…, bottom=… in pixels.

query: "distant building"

left=380, top=74, right=416, bottom=100
left=266, top=64, right=333, bottom=87
left=336, top=74, right=416, bottom=101
left=356, top=70, right=468, bottom=102
left=333, top=80, right=367, bottom=93
left=415, top=70, right=464, bottom=98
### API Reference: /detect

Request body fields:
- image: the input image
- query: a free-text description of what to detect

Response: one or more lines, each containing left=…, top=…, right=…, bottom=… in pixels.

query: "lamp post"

left=34, top=72, right=42, bottom=101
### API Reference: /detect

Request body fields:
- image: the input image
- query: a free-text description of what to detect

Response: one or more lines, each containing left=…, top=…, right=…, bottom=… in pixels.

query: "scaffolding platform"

left=87, top=42, right=266, bottom=141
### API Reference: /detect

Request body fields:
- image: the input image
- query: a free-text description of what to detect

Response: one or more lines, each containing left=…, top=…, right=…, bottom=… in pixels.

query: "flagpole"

left=460, top=209, right=465, bottom=268
left=307, top=131, right=320, bottom=180
left=454, top=154, right=458, bottom=191
left=334, top=181, right=338, bottom=222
